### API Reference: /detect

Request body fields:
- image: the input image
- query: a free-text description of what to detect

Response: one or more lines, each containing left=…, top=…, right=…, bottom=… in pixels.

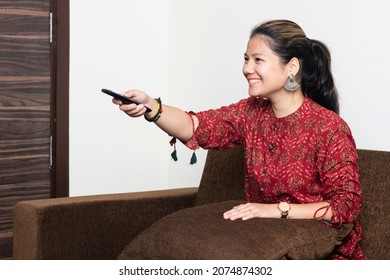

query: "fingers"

left=223, top=203, right=256, bottom=221
left=112, top=98, right=122, bottom=105
left=112, top=90, right=149, bottom=118
left=119, top=103, right=148, bottom=117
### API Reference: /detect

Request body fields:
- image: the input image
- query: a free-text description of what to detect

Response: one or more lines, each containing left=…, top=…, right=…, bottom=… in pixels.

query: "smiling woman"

left=112, top=19, right=363, bottom=260
left=243, top=36, right=296, bottom=105
left=244, top=20, right=338, bottom=116
left=68, top=1, right=390, bottom=200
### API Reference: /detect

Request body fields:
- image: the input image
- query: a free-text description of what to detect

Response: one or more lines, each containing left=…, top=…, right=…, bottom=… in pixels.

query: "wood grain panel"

left=0, top=0, right=51, bottom=259
left=0, top=230, right=13, bottom=259
left=0, top=77, right=50, bottom=106
left=0, top=1, right=49, bottom=11
left=0, top=15, right=48, bottom=35
left=0, top=111, right=50, bottom=140
left=0, top=36, right=50, bottom=76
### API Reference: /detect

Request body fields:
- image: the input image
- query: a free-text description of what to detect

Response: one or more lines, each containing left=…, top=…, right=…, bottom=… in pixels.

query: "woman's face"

left=243, top=36, right=289, bottom=99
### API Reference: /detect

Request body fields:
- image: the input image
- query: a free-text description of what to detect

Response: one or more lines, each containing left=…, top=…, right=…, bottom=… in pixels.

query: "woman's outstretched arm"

left=113, top=89, right=198, bottom=142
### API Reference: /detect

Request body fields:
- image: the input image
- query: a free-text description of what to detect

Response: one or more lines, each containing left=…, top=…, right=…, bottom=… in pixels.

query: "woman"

left=113, top=19, right=363, bottom=259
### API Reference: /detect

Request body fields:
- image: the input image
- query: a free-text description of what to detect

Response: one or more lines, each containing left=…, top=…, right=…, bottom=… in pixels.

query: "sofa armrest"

left=13, top=187, right=198, bottom=260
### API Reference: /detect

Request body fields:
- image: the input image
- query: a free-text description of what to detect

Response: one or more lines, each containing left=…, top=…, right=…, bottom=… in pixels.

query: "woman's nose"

left=243, top=61, right=254, bottom=75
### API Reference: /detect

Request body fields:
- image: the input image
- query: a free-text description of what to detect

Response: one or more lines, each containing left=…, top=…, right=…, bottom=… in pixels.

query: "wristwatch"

left=277, top=202, right=291, bottom=218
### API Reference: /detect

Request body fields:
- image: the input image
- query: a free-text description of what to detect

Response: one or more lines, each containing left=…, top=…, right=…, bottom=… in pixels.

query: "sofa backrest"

left=196, top=146, right=390, bottom=259
left=195, top=145, right=245, bottom=206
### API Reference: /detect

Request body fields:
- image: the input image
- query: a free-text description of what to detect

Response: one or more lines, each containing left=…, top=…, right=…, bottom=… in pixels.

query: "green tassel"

left=171, top=149, right=178, bottom=161
left=169, top=137, right=178, bottom=161
left=190, top=151, right=197, bottom=165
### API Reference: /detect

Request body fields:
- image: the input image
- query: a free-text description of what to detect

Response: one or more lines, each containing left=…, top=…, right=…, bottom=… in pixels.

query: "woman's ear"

left=288, top=57, right=300, bottom=76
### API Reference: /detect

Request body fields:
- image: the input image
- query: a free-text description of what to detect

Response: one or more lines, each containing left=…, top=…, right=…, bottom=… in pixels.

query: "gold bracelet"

left=144, top=98, right=162, bottom=122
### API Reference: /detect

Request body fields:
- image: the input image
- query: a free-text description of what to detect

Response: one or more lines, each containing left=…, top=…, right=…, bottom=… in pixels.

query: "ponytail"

left=302, top=39, right=339, bottom=114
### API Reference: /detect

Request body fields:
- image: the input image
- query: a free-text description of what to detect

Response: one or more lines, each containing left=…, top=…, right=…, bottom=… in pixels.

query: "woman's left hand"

left=223, top=203, right=278, bottom=221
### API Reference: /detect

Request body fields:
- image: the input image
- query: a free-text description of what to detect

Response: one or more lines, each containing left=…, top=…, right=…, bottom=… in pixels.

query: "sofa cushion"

left=118, top=200, right=352, bottom=260
left=356, top=149, right=390, bottom=260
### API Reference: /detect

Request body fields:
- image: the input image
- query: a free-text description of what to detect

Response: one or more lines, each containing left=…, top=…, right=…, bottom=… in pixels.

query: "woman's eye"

left=255, top=57, right=262, bottom=62
left=244, top=56, right=249, bottom=62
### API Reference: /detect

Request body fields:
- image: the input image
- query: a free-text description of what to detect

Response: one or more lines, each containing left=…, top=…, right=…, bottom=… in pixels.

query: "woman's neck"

left=271, top=92, right=305, bottom=118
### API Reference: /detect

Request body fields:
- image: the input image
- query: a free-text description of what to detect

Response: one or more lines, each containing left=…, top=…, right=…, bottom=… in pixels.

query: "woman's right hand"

left=113, top=90, right=156, bottom=118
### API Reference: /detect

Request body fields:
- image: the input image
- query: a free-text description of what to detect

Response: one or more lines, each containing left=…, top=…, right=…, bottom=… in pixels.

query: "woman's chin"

left=248, top=90, right=263, bottom=98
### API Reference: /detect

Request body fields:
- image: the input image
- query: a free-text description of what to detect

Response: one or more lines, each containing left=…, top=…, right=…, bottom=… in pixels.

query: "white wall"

left=70, top=0, right=171, bottom=196
left=70, top=0, right=390, bottom=196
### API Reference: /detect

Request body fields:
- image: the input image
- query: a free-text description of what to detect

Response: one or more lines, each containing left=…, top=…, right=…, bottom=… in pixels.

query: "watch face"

left=279, top=202, right=290, bottom=212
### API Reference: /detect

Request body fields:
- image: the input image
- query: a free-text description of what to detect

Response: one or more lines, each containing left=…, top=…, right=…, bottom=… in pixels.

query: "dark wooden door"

left=0, top=0, right=69, bottom=259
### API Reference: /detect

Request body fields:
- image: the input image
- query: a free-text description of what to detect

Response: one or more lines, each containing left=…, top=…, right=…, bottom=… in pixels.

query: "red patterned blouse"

left=185, top=97, right=363, bottom=260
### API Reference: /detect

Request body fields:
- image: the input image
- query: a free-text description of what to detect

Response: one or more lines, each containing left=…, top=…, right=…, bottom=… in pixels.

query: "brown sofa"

left=13, top=147, right=389, bottom=259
